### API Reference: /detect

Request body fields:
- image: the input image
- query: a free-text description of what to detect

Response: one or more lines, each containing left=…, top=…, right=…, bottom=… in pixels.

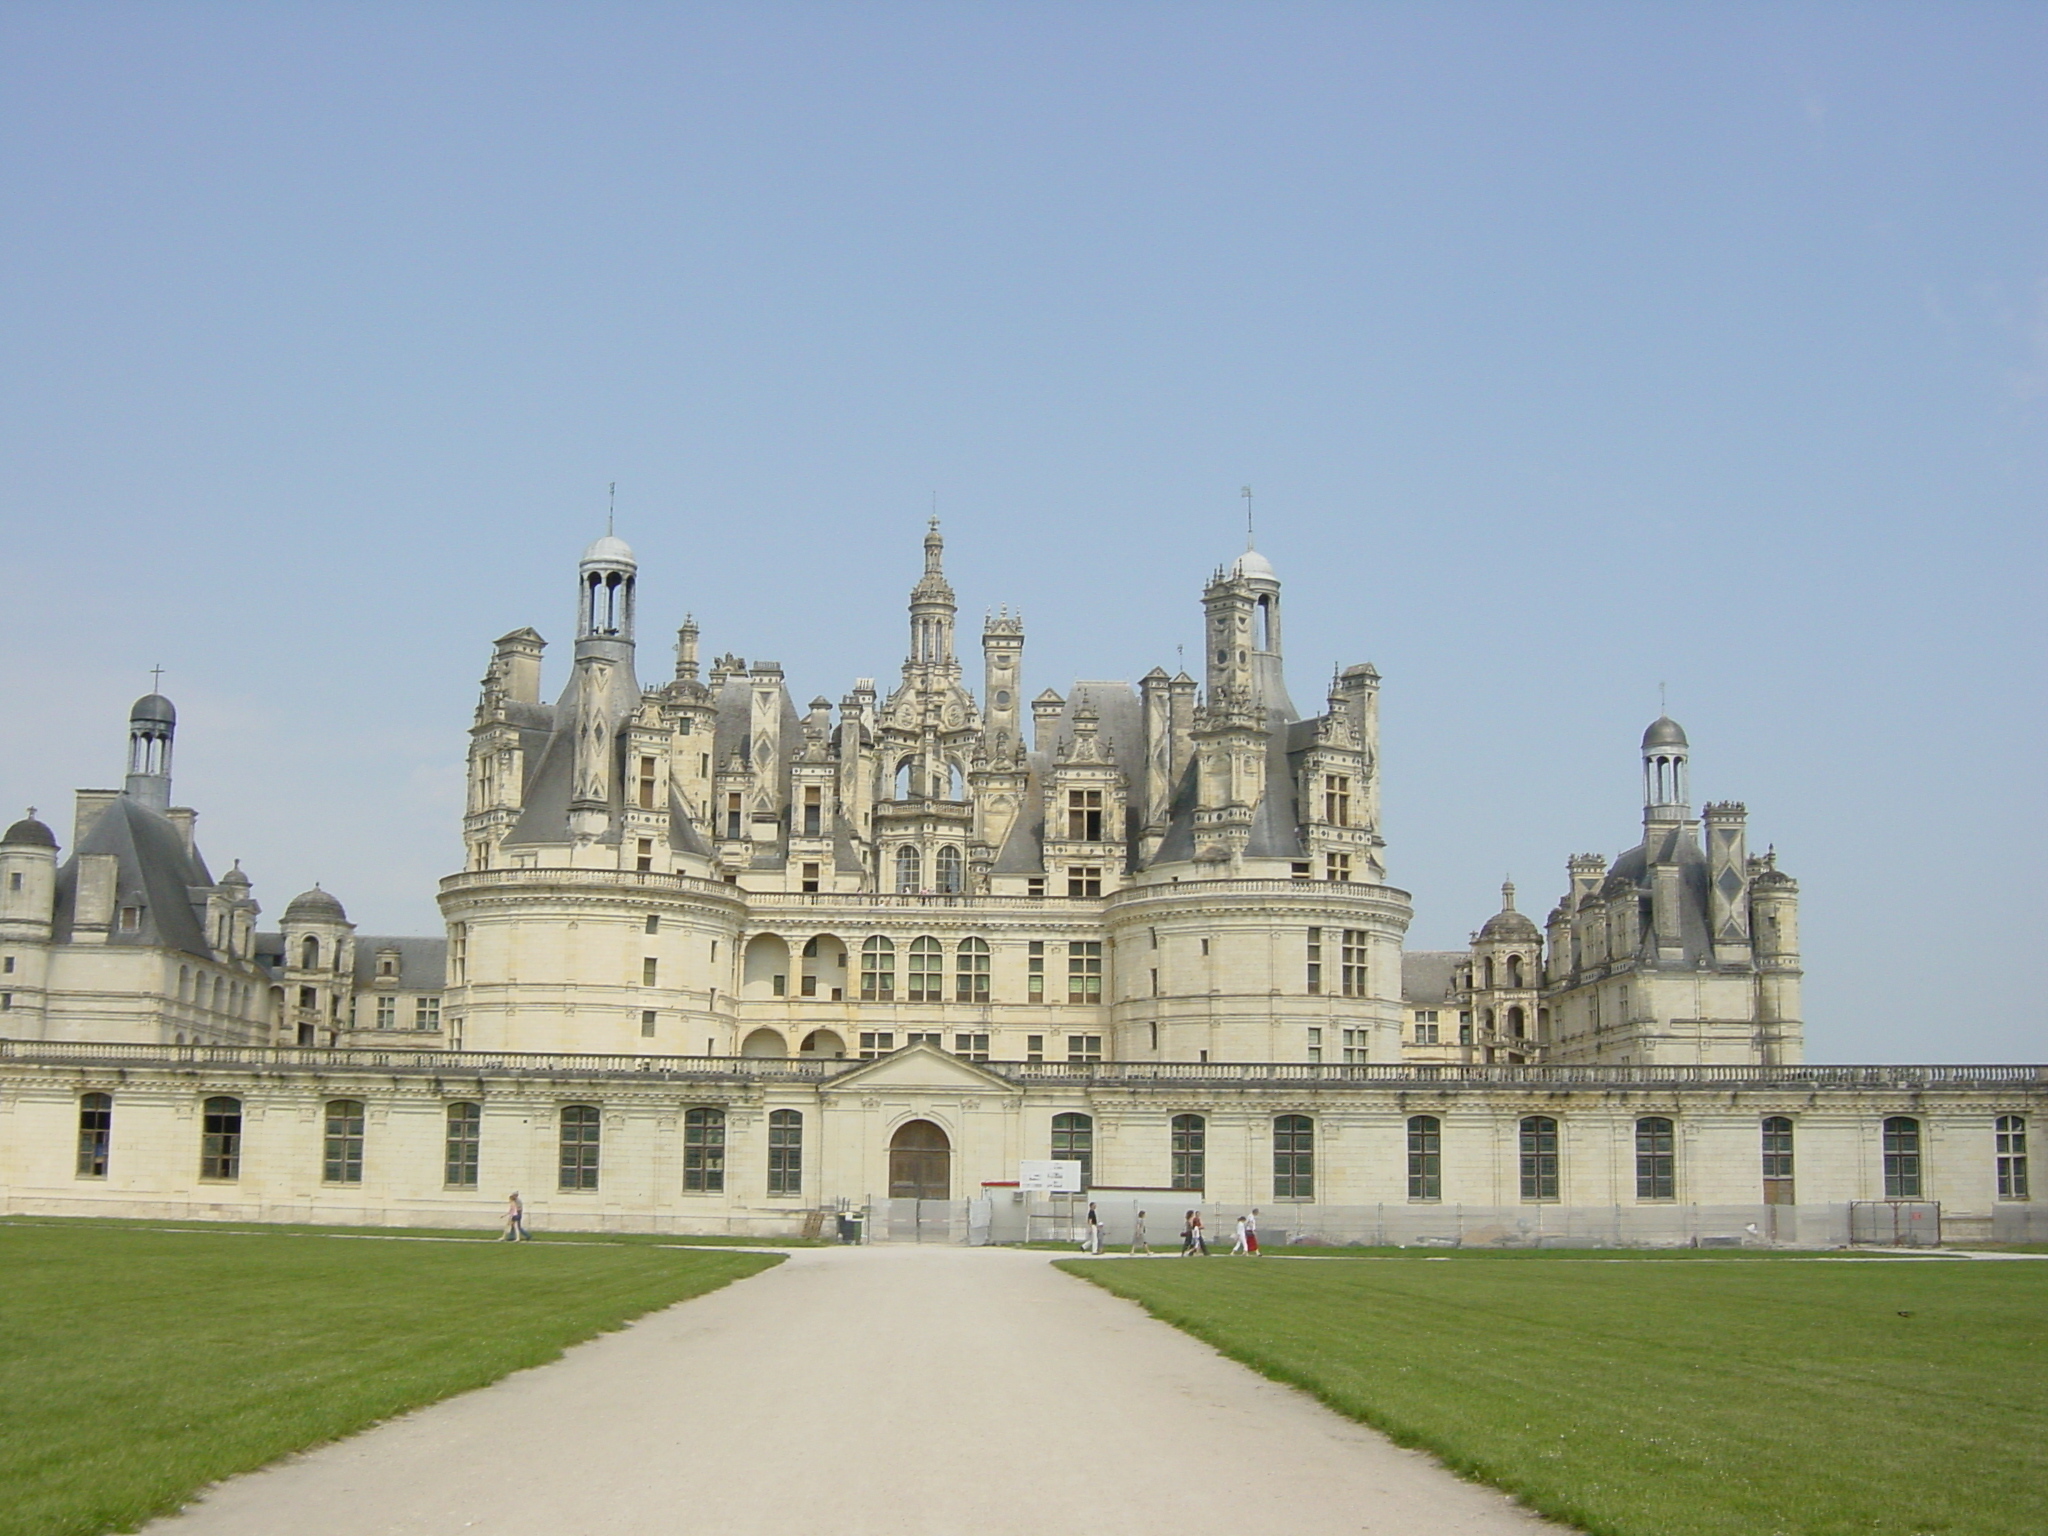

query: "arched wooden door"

left=889, top=1119, right=951, bottom=1200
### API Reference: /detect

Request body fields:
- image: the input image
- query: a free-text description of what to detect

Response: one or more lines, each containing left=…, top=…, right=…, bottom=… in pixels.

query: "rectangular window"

left=802, top=786, right=823, bottom=837
left=684, top=1108, right=726, bottom=1192
left=1519, top=1116, right=1559, bottom=1201
left=1306, top=927, right=1322, bottom=994
left=1407, top=1114, right=1441, bottom=1201
left=1414, top=1012, right=1439, bottom=1045
left=636, top=756, right=658, bottom=810
left=1306, top=1025, right=1322, bottom=1063
left=1052, top=1113, right=1093, bottom=1188
left=1325, top=853, right=1351, bottom=882
left=1171, top=1114, right=1205, bottom=1191
left=1761, top=1116, right=1795, bottom=1204
left=1066, top=1034, right=1102, bottom=1063
left=1067, top=866, right=1102, bottom=898
left=1067, top=941, right=1102, bottom=1004
left=323, top=1100, right=366, bottom=1185
left=1323, top=774, right=1352, bottom=827
left=801, top=862, right=821, bottom=893
left=3, top=955, right=13, bottom=973
left=1273, top=1115, right=1314, bottom=1199
left=724, top=793, right=743, bottom=840
left=952, top=1032, right=991, bottom=1062
left=1883, top=1116, right=1923, bottom=1199
left=955, top=939, right=990, bottom=1002
left=858, top=1031, right=895, bottom=1060
left=558, top=1105, right=601, bottom=1190
left=641, top=1009, right=657, bottom=1038
left=1028, top=941, right=1045, bottom=1001
left=635, top=838, right=654, bottom=873
left=1341, top=1027, right=1368, bottom=1063
left=642, top=957, right=659, bottom=986
left=906, top=1032, right=943, bottom=1047
left=444, top=1102, right=481, bottom=1188
left=1635, top=1116, right=1676, bottom=1201
left=1996, top=1116, right=2029, bottom=1199
left=119, top=906, right=140, bottom=931
left=1026, top=1033, right=1044, bottom=1064
left=375, top=996, right=396, bottom=1029
left=200, top=1097, right=241, bottom=1180
left=414, top=996, right=440, bottom=1030
left=77, top=1093, right=112, bottom=1178
left=768, top=1110, right=802, bottom=1196
left=771, top=973, right=786, bottom=996
left=1340, top=930, right=1369, bottom=996
left=1458, top=1012, right=1473, bottom=1045
left=644, top=914, right=660, bottom=934
left=1026, top=876, right=1046, bottom=898
left=1066, top=789, right=1104, bottom=841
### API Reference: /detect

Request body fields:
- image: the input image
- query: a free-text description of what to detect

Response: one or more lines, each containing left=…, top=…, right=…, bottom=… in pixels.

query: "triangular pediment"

left=821, top=1042, right=1019, bottom=1095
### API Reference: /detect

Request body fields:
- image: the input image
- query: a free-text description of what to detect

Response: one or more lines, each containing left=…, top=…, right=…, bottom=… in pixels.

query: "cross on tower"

left=150, top=665, right=164, bottom=691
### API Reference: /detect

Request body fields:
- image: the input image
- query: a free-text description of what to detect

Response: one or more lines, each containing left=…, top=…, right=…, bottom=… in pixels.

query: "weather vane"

left=607, top=482, right=616, bottom=536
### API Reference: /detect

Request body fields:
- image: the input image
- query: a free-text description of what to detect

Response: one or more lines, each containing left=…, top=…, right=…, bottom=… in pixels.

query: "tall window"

left=1067, top=941, right=1102, bottom=1004
left=934, top=845, right=964, bottom=893
left=860, top=936, right=895, bottom=1000
left=724, top=792, right=743, bottom=840
left=1519, top=1115, right=1559, bottom=1201
left=1273, top=1115, right=1315, bottom=1199
left=907, top=937, right=944, bottom=1002
left=1067, top=789, right=1104, bottom=840
left=895, top=845, right=922, bottom=893
left=323, top=1100, right=366, bottom=1184
left=768, top=1109, right=802, bottom=1196
left=642, top=957, right=659, bottom=986
left=1067, top=866, right=1103, bottom=897
left=955, top=937, right=990, bottom=1002
left=1761, top=1116, right=1795, bottom=1204
left=1325, top=852, right=1352, bottom=882
left=685, top=1107, right=726, bottom=1192
left=559, top=1105, right=601, bottom=1191
left=802, top=786, right=823, bottom=837
left=1407, top=1114, right=1441, bottom=1202
left=445, top=1102, right=481, bottom=1188
left=415, top=997, right=441, bottom=1030
left=1340, top=930, right=1369, bottom=996
left=1996, top=1116, right=2029, bottom=1200
left=200, top=1096, right=242, bottom=1180
left=376, top=996, right=397, bottom=1029
left=1323, top=774, right=1351, bottom=826
left=1306, top=927, right=1322, bottom=994
left=1052, top=1113, right=1093, bottom=1188
left=1635, top=1116, right=1675, bottom=1201
left=77, top=1093, right=112, bottom=1178
left=1027, top=940, right=1045, bottom=1001
left=1883, top=1116, right=1922, bottom=1199
left=636, top=755, right=658, bottom=809
left=1170, top=1114, right=1205, bottom=1191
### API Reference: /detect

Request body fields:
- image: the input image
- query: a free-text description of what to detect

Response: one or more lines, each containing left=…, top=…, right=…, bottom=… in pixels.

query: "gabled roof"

left=818, top=1041, right=1022, bottom=1095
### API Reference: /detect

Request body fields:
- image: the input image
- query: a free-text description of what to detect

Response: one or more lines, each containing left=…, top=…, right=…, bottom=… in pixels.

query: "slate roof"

left=53, top=795, right=214, bottom=957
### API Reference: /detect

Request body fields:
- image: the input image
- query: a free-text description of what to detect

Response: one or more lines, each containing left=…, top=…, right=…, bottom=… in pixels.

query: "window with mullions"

left=445, top=1102, right=481, bottom=1188
left=955, top=937, right=990, bottom=1002
left=77, top=1093, right=112, bottom=1178
left=952, top=1032, right=990, bottom=1061
left=323, top=1100, right=366, bottom=1184
left=200, top=1096, right=242, bottom=1180
left=859, top=1031, right=895, bottom=1059
left=1066, top=1034, right=1102, bottom=1063
left=767, top=1109, right=801, bottom=1196
left=1883, top=1116, right=1922, bottom=1199
left=1067, top=941, right=1102, bottom=1004
left=1761, top=1116, right=1795, bottom=1204
left=934, top=845, right=964, bottom=894
left=1171, top=1113, right=1205, bottom=1191
left=895, top=845, right=922, bottom=893
left=1519, top=1115, right=1559, bottom=1201
left=1340, top=930, right=1369, bottom=996
left=1273, top=1115, right=1315, bottom=1199
left=1407, top=1114, right=1441, bottom=1201
left=558, top=1105, right=601, bottom=1191
left=1635, top=1116, right=1675, bottom=1201
left=1052, top=1113, right=1093, bottom=1188
left=1066, top=789, right=1104, bottom=840
left=1027, top=941, right=1045, bottom=1001
left=1997, top=1116, right=2029, bottom=1200
left=860, top=936, right=895, bottom=1000
left=1306, top=927, right=1322, bottom=993
left=683, top=1108, right=725, bottom=1191
left=907, top=936, right=944, bottom=1002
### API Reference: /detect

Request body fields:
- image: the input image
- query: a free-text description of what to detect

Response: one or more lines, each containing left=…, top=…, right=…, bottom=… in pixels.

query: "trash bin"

left=837, top=1213, right=863, bottom=1244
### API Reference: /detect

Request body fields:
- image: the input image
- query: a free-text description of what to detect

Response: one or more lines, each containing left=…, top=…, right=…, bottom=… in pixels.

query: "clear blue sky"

left=2, top=4, right=2042, bottom=1061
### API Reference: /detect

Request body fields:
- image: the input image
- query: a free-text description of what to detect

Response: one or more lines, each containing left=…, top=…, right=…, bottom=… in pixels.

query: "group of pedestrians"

left=1077, top=1202, right=1261, bottom=1256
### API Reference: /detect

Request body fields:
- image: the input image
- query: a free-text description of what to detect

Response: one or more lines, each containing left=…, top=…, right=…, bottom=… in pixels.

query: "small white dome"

left=1231, top=547, right=1277, bottom=582
left=581, top=534, right=637, bottom=567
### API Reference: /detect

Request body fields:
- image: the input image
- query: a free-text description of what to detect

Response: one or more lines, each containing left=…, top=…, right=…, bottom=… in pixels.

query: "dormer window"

left=1066, top=789, right=1104, bottom=841
left=119, top=907, right=141, bottom=932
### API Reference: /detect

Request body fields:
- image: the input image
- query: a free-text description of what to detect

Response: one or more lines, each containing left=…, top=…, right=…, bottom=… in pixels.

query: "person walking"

left=501, top=1192, right=527, bottom=1242
left=1231, top=1214, right=1249, bottom=1254
left=1189, top=1209, right=1207, bottom=1256
left=1084, top=1201, right=1102, bottom=1255
left=1245, top=1206, right=1261, bottom=1255
left=1179, top=1210, right=1195, bottom=1256
left=1130, top=1209, right=1150, bottom=1256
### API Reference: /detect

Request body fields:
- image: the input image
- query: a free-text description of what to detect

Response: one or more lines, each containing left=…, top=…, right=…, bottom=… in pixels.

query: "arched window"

left=768, top=1109, right=802, bottom=1196
left=860, top=936, right=895, bottom=1000
left=445, top=1102, right=481, bottom=1188
left=558, top=1104, right=601, bottom=1191
left=955, top=937, right=990, bottom=1003
left=946, top=763, right=965, bottom=800
left=935, top=845, right=964, bottom=893
left=1519, top=1115, right=1559, bottom=1201
left=324, top=1100, right=366, bottom=1184
left=1507, top=1005, right=1526, bottom=1039
left=201, top=1096, right=242, bottom=1181
left=301, top=936, right=319, bottom=970
left=1407, top=1114, right=1441, bottom=1202
left=1761, top=1116, right=1794, bottom=1204
left=1171, top=1114, right=1205, bottom=1191
left=77, top=1093, right=112, bottom=1178
left=907, top=936, right=944, bottom=1002
left=1635, top=1116, right=1675, bottom=1201
left=1996, top=1116, right=2029, bottom=1201
left=1883, top=1116, right=1922, bottom=1199
left=1482, top=957, right=1495, bottom=989
left=1273, top=1115, right=1314, bottom=1199
left=178, top=965, right=190, bottom=1000
left=684, top=1107, right=726, bottom=1192
left=1507, top=954, right=1524, bottom=988
left=1052, top=1112, right=1094, bottom=1189
left=893, top=759, right=916, bottom=800
left=895, top=845, right=922, bottom=893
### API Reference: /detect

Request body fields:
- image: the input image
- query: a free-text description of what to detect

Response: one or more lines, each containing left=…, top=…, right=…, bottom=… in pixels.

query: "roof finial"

left=607, top=482, right=616, bottom=536
left=1502, top=876, right=1516, bottom=911
left=1659, top=680, right=1667, bottom=714
left=1241, top=484, right=1254, bottom=549
left=150, top=665, right=164, bottom=691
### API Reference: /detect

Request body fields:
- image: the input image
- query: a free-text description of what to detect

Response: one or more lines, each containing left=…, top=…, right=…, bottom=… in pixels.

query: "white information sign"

left=1017, top=1159, right=1083, bottom=1193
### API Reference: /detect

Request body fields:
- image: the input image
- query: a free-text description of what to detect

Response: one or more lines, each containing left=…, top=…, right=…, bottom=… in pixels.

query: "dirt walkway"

left=146, top=1245, right=1555, bottom=1535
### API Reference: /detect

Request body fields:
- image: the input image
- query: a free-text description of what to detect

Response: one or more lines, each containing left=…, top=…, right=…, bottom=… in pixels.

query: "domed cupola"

left=1477, top=880, right=1541, bottom=943
left=576, top=529, right=638, bottom=658
left=1641, top=714, right=1690, bottom=821
left=284, top=885, right=347, bottom=923
left=125, top=692, right=178, bottom=812
left=2, top=811, right=57, bottom=850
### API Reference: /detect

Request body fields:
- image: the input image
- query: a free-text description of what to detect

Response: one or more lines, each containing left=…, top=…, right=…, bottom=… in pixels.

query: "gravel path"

left=145, top=1244, right=1556, bottom=1535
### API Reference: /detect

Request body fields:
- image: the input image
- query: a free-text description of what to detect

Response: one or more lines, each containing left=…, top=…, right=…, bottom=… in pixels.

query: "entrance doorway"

left=889, top=1119, right=951, bottom=1200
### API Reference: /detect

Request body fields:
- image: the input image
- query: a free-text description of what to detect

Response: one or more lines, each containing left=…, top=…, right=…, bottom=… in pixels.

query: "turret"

left=125, top=693, right=176, bottom=812
left=1642, top=715, right=1690, bottom=824
left=1749, top=850, right=1803, bottom=1063
left=575, top=533, right=638, bottom=665
left=906, top=518, right=959, bottom=676
left=279, top=886, right=354, bottom=1046
left=0, top=811, right=59, bottom=942
left=981, top=609, right=1025, bottom=755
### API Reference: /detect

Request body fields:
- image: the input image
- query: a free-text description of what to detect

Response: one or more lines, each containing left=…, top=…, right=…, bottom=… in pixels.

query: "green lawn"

left=0, top=1222, right=781, bottom=1536
left=1061, top=1254, right=2048, bottom=1536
